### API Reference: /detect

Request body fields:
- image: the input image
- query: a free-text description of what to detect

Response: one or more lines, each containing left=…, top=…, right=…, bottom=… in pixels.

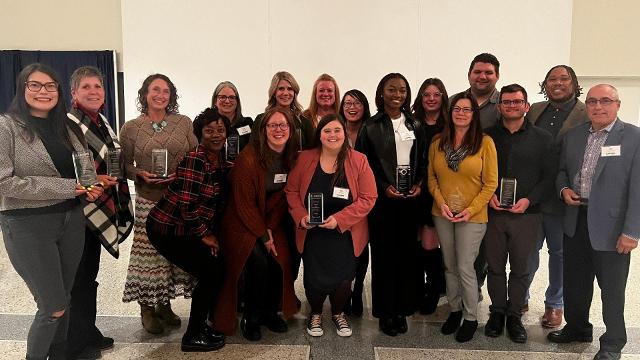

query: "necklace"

left=151, top=119, right=167, bottom=132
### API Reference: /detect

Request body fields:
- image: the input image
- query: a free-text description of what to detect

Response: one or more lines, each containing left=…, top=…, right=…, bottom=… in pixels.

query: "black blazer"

left=355, top=111, right=427, bottom=196
left=229, top=116, right=254, bottom=152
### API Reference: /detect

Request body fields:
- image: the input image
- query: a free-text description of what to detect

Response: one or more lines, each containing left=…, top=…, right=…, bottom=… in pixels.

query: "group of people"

left=0, top=51, right=638, bottom=360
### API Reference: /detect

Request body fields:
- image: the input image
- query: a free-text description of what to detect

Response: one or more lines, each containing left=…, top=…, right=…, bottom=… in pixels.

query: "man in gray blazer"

left=547, top=84, right=640, bottom=360
left=524, top=65, right=588, bottom=328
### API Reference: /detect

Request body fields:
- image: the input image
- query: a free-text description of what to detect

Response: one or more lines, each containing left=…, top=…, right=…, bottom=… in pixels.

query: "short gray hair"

left=70, top=66, right=104, bottom=91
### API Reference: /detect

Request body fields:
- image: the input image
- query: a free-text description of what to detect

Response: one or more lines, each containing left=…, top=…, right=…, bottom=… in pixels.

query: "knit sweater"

left=119, top=113, right=198, bottom=201
left=427, top=135, right=498, bottom=223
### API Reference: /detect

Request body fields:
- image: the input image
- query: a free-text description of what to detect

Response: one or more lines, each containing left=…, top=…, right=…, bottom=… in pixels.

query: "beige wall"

left=571, top=0, right=640, bottom=77
left=0, top=0, right=123, bottom=69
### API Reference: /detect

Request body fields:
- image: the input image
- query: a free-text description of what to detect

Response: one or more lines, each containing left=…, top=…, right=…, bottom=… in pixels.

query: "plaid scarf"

left=68, top=108, right=134, bottom=258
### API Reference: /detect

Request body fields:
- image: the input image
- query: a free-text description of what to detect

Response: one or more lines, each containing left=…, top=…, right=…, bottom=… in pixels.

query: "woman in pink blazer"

left=285, top=114, right=377, bottom=338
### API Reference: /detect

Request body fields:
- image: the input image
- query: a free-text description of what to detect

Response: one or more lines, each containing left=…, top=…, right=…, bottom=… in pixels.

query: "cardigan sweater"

left=119, top=113, right=198, bottom=201
left=427, top=135, right=498, bottom=223
left=284, top=148, right=378, bottom=257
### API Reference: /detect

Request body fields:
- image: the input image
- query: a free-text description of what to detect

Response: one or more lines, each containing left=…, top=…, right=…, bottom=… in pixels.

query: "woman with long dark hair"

left=355, top=73, right=427, bottom=336
left=0, top=63, right=101, bottom=360
left=285, top=114, right=377, bottom=337
left=427, top=91, right=498, bottom=342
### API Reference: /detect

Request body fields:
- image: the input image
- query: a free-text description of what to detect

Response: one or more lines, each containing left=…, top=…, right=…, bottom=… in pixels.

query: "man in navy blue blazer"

left=548, top=84, right=640, bottom=360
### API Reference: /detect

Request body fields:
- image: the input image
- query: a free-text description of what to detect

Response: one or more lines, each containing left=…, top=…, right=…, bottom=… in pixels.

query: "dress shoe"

left=240, top=317, right=262, bottom=341
left=441, top=311, right=462, bottom=335
left=506, top=315, right=527, bottom=343
left=181, top=329, right=225, bottom=352
left=484, top=312, right=505, bottom=337
left=349, top=293, right=364, bottom=317
left=541, top=307, right=563, bottom=328
left=204, top=325, right=226, bottom=343
left=420, top=293, right=439, bottom=315
left=547, top=327, right=593, bottom=343
left=141, top=305, right=163, bottom=334
left=92, top=336, right=114, bottom=351
left=395, top=316, right=408, bottom=334
left=593, top=350, right=622, bottom=360
left=379, top=318, right=398, bottom=337
left=520, top=303, right=529, bottom=314
left=262, top=314, right=288, bottom=333
left=156, top=303, right=181, bottom=327
left=455, top=320, right=478, bottom=343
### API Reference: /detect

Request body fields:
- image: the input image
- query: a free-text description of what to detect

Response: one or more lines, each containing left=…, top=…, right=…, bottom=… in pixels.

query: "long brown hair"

left=252, top=108, right=299, bottom=171
left=438, top=91, right=483, bottom=155
left=313, top=114, right=349, bottom=186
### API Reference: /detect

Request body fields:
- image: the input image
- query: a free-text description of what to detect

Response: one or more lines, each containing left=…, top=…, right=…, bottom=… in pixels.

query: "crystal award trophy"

left=447, top=187, right=466, bottom=216
left=572, top=172, right=588, bottom=205
left=395, top=165, right=412, bottom=194
left=151, top=149, right=168, bottom=179
left=308, top=193, right=324, bottom=225
left=499, top=178, right=517, bottom=208
left=226, top=134, right=240, bottom=161
left=106, top=148, right=123, bottom=179
left=72, top=150, right=98, bottom=189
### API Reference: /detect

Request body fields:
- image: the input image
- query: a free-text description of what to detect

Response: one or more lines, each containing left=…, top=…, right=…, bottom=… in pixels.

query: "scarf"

left=68, top=107, right=134, bottom=258
left=444, top=143, right=471, bottom=172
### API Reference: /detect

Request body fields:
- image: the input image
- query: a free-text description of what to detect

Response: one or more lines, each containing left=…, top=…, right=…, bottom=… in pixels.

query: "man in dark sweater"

left=483, top=84, right=555, bottom=343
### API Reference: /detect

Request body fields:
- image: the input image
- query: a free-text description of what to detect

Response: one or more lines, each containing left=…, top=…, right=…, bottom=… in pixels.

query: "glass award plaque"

left=72, top=151, right=98, bottom=189
left=151, top=149, right=169, bottom=178
left=572, top=172, right=588, bottom=205
left=395, top=165, right=412, bottom=194
left=106, top=148, right=123, bottom=179
left=499, top=178, right=517, bottom=208
left=307, top=192, right=324, bottom=225
left=226, top=134, right=240, bottom=161
left=447, top=188, right=466, bottom=215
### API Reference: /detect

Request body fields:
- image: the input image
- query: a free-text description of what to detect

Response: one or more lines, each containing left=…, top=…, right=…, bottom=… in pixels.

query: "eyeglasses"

left=266, top=123, right=289, bottom=131
left=452, top=106, right=473, bottom=114
left=343, top=101, right=362, bottom=108
left=26, top=81, right=58, bottom=92
left=422, top=92, right=442, bottom=99
left=217, top=95, right=237, bottom=102
left=585, top=98, right=619, bottom=107
left=500, top=99, right=526, bottom=106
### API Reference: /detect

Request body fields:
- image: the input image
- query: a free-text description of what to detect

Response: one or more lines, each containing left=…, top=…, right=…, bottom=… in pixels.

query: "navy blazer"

left=556, top=119, right=640, bottom=251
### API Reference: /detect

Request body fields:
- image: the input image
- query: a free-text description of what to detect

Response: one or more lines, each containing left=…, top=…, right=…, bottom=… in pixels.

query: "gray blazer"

left=0, top=114, right=86, bottom=211
left=526, top=99, right=588, bottom=141
left=556, top=119, right=640, bottom=251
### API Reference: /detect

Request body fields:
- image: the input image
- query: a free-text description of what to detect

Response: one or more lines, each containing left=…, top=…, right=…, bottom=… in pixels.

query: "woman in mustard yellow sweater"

left=427, top=91, right=498, bottom=343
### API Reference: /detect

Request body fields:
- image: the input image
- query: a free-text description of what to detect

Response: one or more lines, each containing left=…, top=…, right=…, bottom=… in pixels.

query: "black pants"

left=474, top=238, right=488, bottom=291
left=243, top=240, right=283, bottom=323
left=353, top=245, right=369, bottom=297
left=306, top=281, right=351, bottom=315
left=67, top=229, right=103, bottom=358
left=416, top=243, right=445, bottom=301
left=146, top=225, right=223, bottom=335
left=485, top=212, right=540, bottom=317
left=564, top=207, right=630, bottom=352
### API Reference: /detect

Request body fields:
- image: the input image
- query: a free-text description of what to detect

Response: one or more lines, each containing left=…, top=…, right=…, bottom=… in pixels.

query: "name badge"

left=237, top=125, right=251, bottom=136
left=333, top=187, right=350, bottom=199
left=399, top=129, right=416, bottom=141
left=274, top=173, right=287, bottom=183
left=601, top=145, right=621, bottom=157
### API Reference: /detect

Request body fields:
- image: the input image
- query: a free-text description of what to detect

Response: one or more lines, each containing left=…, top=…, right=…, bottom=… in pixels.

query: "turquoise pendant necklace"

left=151, top=119, right=167, bottom=132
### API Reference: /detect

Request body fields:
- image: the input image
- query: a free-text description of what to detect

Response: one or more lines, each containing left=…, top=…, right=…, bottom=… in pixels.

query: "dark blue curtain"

left=0, top=50, right=117, bottom=130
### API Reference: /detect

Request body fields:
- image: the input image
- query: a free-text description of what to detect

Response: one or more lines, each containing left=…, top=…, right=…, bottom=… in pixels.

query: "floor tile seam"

left=373, top=346, right=638, bottom=355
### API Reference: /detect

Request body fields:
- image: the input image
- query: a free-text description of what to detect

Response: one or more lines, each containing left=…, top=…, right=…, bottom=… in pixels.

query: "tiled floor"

left=1, top=228, right=638, bottom=359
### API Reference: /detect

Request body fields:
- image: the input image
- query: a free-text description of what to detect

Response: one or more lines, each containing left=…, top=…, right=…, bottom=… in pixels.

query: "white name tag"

left=333, top=187, right=350, bottom=199
left=274, top=173, right=287, bottom=183
left=399, top=129, right=416, bottom=141
left=601, top=145, right=621, bottom=157
left=237, top=125, right=251, bottom=136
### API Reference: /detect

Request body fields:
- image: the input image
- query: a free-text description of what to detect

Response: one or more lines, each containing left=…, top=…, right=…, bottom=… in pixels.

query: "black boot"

left=441, top=311, right=462, bottom=335
left=484, top=312, right=505, bottom=337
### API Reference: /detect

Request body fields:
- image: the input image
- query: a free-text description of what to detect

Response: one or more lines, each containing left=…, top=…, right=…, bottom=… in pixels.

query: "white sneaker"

left=332, top=313, right=352, bottom=337
left=307, top=314, right=323, bottom=337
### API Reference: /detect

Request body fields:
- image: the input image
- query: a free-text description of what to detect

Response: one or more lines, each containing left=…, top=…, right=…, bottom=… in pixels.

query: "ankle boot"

left=156, top=302, right=181, bottom=327
left=141, top=305, right=164, bottom=334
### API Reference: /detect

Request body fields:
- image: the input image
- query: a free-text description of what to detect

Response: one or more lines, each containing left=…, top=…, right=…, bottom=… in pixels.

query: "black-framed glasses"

left=452, top=106, right=473, bottom=114
left=500, top=99, right=526, bottom=106
left=343, top=101, right=362, bottom=108
left=217, top=95, right=237, bottom=102
left=422, top=92, right=442, bottom=99
left=26, top=81, right=58, bottom=92
left=585, top=98, right=618, bottom=107
left=266, top=123, right=289, bottom=131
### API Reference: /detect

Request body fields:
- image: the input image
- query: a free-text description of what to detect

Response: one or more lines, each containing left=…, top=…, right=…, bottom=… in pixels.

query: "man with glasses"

left=524, top=65, right=589, bottom=328
left=548, top=84, right=640, bottom=360
left=483, top=84, right=555, bottom=343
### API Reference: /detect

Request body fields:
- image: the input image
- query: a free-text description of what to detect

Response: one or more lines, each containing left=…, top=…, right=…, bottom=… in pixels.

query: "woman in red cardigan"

left=214, top=108, right=299, bottom=341
left=285, top=114, right=377, bottom=337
